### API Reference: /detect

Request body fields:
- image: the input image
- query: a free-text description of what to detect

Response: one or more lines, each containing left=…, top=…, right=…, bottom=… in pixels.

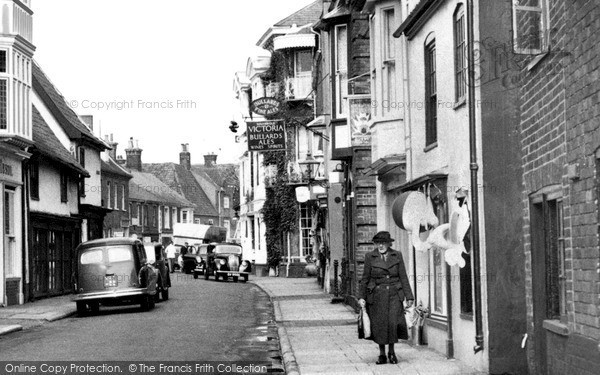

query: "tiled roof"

left=32, top=105, right=90, bottom=177
left=191, top=164, right=239, bottom=188
left=144, top=163, right=219, bottom=216
left=274, top=1, right=322, bottom=27
left=101, top=158, right=132, bottom=179
left=32, top=61, right=108, bottom=150
left=129, top=170, right=194, bottom=208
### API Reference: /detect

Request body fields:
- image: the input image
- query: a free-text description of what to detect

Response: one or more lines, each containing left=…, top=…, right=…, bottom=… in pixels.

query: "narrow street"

left=0, top=275, right=281, bottom=365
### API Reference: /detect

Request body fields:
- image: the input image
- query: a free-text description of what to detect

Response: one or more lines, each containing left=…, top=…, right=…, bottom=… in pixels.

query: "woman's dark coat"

left=358, top=248, right=414, bottom=345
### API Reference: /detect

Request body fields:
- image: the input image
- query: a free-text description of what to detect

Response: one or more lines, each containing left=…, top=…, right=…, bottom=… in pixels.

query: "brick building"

left=315, top=0, right=377, bottom=302
left=101, top=134, right=132, bottom=238
left=517, top=0, right=600, bottom=373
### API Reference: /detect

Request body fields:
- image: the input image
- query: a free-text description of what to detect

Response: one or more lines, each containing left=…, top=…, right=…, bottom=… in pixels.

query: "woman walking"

left=358, top=231, right=414, bottom=364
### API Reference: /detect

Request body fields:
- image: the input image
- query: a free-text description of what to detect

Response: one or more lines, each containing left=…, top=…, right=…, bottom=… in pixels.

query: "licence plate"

left=104, top=275, right=118, bottom=288
left=227, top=272, right=238, bottom=277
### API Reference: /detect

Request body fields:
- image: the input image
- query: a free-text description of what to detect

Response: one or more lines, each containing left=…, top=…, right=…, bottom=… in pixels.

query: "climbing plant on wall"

left=260, top=49, right=315, bottom=269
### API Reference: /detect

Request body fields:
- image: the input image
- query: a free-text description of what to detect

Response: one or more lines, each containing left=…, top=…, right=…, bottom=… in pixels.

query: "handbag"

left=357, top=306, right=372, bottom=339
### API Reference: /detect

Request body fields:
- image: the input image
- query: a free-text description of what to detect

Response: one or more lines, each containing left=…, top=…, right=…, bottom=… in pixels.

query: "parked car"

left=72, top=238, right=158, bottom=315
left=204, top=243, right=251, bottom=282
left=179, top=243, right=200, bottom=274
left=143, top=243, right=171, bottom=301
left=190, top=244, right=210, bottom=278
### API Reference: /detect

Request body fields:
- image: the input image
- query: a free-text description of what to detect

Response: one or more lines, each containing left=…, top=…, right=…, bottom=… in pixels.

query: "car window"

left=214, top=246, right=242, bottom=255
left=107, top=246, right=133, bottom=262
left=198, top=246, right=208, bottom=255
left=81, top=249, right=103, bottom=264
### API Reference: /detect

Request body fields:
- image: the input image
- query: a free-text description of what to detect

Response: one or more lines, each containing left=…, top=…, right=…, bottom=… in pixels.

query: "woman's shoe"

left=388, top=353, right=398, bottom=364
left=376, top=355, right=387, bottom=365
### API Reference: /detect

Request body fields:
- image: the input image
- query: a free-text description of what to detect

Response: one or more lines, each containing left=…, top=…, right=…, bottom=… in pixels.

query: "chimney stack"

left=104, top=133, right=118, bottom=160
left=204, top=153, right=217, bottom=168
left=180, top=143, right=191, bottom=170
left=125, top=137, right=143, bottom=171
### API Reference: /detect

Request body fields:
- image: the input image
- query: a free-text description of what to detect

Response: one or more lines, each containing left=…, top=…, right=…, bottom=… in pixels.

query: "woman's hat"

left=372, top=231, right=394, bottom=243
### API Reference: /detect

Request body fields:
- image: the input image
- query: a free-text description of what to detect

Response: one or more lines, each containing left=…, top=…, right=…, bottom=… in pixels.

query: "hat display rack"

left=391, top=183, right=471, bottom=268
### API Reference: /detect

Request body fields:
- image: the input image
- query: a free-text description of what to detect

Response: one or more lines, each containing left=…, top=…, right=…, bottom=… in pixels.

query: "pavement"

left=251, top=276, right=485, bottom=375
left=0, top=295, right=76, bottom=335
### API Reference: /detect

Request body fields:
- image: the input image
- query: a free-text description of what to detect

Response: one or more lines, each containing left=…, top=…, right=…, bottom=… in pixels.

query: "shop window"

left=425, top=38, right=437, bottom=146
left=299, top=203, right=313, bottom=257
left=120, top=185, right=125, bottom=211
left=460, top=231, right=473, bottom=315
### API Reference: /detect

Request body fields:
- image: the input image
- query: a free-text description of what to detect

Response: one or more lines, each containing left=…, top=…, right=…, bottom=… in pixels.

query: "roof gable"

left=144, top=163, right=219, bottom=217
left=32, top=61, right=108, bottom=150
left=32, top=106, right=90, bottom=177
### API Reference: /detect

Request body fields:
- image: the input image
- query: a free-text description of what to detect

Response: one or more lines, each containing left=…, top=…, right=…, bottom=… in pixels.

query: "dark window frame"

left=30, top=159, right=39, bottom=200
left=453, top=5, right=467, bottom=103
left=425, top=40, right=437, bottom=146
left=60, top=169, right=68, bottom=203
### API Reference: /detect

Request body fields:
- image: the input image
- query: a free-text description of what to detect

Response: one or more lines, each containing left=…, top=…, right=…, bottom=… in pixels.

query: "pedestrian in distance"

left=165, top=241, right=176, bottom=273
left=358, top=231, right=414, bottom=365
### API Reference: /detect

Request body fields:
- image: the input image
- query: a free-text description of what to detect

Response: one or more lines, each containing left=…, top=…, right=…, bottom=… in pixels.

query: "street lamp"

left=298, top=152, right=322, bottom=182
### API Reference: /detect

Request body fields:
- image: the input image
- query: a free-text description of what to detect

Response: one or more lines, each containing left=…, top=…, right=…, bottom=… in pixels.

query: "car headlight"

left=196, top=256, right=202, bottom=263
left=219, top=259, right=226, bottom=265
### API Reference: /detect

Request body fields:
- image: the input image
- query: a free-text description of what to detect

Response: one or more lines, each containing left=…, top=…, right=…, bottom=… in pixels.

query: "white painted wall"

left=29, top=160, right=79, bottom=216
left=390, top=0, right=488, bottom=371
left=80, top=147, right=102, bottom=207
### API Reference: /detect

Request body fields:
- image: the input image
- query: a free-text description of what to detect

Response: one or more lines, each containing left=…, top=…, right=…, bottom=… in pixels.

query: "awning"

left=274, top=34, right=316, bottom=50
left=363, top=154, right=406, bottom=177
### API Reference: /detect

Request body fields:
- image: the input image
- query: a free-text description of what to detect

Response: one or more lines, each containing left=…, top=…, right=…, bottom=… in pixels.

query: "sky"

left=33, top=0, right=315, bottom=165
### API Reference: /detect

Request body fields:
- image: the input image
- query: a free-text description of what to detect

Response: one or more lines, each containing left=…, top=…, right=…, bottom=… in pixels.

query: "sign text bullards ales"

left=247, top=120, right=286, bottom=152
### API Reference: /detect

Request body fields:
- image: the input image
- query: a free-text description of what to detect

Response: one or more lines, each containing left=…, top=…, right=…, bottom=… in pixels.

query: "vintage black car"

left=190, top=244, right=211, bottom=278
left=143, top=243, right=171, bottom=301
left=204, top=243, right=251, bottom=282
left=72, top=238, right=158, bottom=315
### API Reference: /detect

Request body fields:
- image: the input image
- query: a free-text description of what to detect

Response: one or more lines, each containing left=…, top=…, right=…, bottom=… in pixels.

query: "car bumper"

left=72, top=288, right=154, bottom=301
left=193, top=265, right=205, bottom=274
left=215, top=270, right=250, bottom=277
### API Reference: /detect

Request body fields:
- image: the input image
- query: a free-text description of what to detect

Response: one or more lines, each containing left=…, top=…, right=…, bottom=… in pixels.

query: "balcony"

left=285, top=74, right=313, bottom=101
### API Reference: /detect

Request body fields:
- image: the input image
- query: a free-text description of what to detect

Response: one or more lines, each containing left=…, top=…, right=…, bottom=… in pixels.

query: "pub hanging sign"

left=247, top=120, right=286, bottom=152
left=250, top=97, right=282, bottom=117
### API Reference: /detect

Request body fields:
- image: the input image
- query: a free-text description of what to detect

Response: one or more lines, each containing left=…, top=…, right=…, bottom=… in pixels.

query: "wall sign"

left=250, top=97, right=282, bottom=116
left=0, top=159, right=13, bottom=176
left=247, top=120, right=286, bottom=152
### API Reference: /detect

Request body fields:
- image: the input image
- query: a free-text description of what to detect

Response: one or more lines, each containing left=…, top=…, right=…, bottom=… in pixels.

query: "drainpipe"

left=467, top=0, right=484, bottom=354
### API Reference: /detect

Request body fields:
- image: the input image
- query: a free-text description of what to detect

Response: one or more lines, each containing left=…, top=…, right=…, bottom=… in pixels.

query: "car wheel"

left=215, top=273, right=220, bottom=281
left=242, top=274, right=248, bottom=282
left=193, top=273, right=198, bottom=279
left=76, top=301, right=87, bottom=316
left=149, top=296, right=155, bottom=310
left=233, top=276, right=238, bottom=283
left=162, top=288, right=169, bottom=301
left=222, top=274, right=228, bottom=282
